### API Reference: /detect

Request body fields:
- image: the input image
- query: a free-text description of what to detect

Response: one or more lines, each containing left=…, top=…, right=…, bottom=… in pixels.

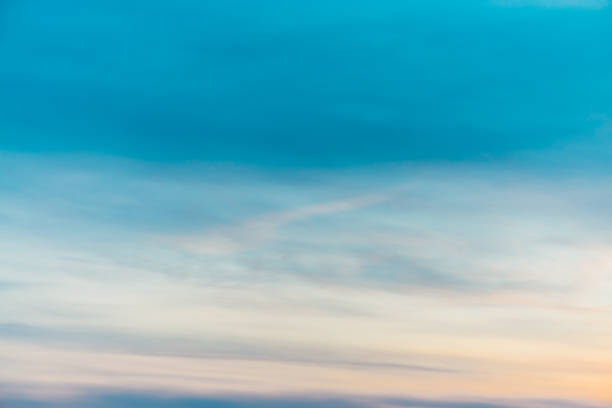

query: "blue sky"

left=1, top=1, right=612, bottom=407
left=1, top=0, right=611, bottom=166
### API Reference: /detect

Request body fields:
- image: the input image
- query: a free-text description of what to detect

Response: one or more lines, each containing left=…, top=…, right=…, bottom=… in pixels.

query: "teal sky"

left=1, top=1, right=612, bottom=407
left=1, top=0, right=611, bottom=166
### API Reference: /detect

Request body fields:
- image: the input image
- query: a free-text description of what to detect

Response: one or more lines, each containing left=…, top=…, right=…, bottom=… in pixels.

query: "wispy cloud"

left=177, top=194, right=387, bottom=255
left=1, top=154, right=612, bottom=403
left=0, top=323, right=459, bottom=374
left=2, top=0, right=612, bottom=404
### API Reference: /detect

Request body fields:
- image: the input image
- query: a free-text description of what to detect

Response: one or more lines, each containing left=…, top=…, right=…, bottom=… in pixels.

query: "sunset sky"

left=1, top=1, right=611, bottom=407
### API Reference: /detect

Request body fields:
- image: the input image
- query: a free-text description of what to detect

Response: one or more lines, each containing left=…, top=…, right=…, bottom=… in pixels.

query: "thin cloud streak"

left=177, top=194, right=388, bottom=255
left=1, top=154, right=612, bottom=403
left=0, top=323, right=460, bottom=374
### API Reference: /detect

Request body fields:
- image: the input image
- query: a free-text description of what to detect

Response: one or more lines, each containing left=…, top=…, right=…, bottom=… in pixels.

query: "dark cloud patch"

left=1, top=394, right=367, bottom=408
left=0, top=392, right=599, bottom=408
left=383, top=397, right=515, bottom=408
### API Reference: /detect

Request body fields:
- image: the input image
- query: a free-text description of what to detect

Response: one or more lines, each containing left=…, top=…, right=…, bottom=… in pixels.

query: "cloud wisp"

left=1, top=154, right=612, bottom=404
left=1, top=0, right=612, bottom=405
left=177, top=194, right=387, bottom=255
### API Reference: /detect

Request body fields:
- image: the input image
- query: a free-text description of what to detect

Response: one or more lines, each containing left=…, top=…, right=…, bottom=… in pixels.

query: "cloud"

left=0, top=392, right=603, bottom=408
left=2, top=154, right=612, bottom=403
left=177, top=194, right=387, bottom=255
left=0, top=323, right=458, bottom=374
left=2, top=0, right=612, bottom=403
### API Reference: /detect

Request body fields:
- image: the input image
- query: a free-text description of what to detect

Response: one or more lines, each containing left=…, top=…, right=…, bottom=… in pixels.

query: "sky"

left=0, top=1, right=611, bottom=407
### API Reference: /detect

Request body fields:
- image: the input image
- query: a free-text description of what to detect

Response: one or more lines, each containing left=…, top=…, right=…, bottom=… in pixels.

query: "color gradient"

left=1, top=1, right=611, bottom=407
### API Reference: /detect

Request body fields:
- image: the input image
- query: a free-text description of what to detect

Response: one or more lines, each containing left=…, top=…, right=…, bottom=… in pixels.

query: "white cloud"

left=177, top=194, right=387, bottom=255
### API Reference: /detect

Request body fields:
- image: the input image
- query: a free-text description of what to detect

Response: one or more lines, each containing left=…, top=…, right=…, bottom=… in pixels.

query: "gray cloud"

left=0, top=392, right=602, bottom=408
left=0, top=323, right=459, bottom=374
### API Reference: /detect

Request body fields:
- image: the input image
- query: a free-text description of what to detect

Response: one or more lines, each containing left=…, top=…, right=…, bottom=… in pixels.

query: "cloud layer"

left=1, top=155, right=611, bottom=405
left=1, top=0, right=612, bottom=406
